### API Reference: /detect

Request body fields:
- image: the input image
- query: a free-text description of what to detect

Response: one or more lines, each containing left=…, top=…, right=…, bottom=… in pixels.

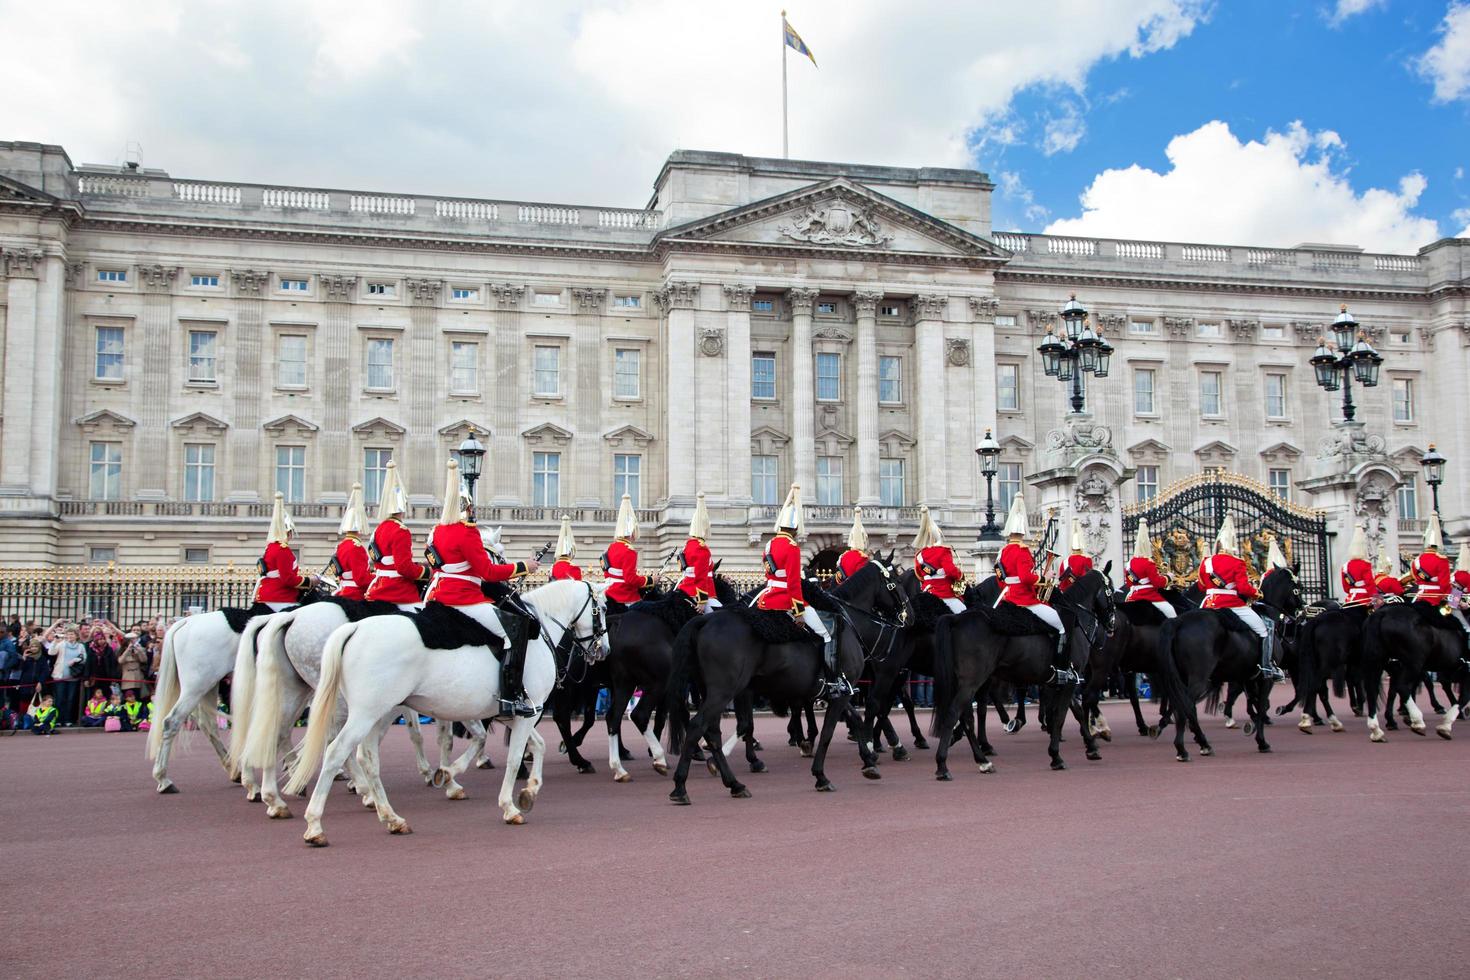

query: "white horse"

left=147, top=612, right=251, bottom=794
left=284, top=579, right=607, bottom=846
left=228, top=604, right=463, bottom=819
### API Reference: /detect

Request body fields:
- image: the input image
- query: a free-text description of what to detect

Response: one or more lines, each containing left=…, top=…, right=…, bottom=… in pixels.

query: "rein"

left=524, top=583, right=606, bottom=689
left=825, top=566, right=910, bottom=664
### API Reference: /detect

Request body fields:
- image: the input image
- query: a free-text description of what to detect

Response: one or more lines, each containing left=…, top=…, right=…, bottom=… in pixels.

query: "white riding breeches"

left=1226, top=605, right=1269, bottom=638
left=942, top=597, right=966, bottom=615
left=702, top=596, right=723, bottom=616
left=1028, top=603, right=1064, bottom=634
left=455, top=602, right=510, bottom=641
left=396, top=602, right=424, bottom=613
left=801, top=604, right=831, bottom=641
left=1152, top=601, right=1178, bottom=619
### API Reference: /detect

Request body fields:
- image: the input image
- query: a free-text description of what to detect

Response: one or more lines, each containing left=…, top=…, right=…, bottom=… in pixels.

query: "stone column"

left=659, top=280, right=699, bottom=507
left=723, top=284, right=755, bottom=506
left=318, top=274, right=358, bottom=491
left=226, top=268, right=270, bottom=502
left=787, top=287, right=819, bottom=495
left=489, top=284, right=525, bottom=505
left=913, top=293, right=949, bottom=505
left=968, top=296, right=1000, bottom=480
left=405, top=278, right=442, bottom=498
left=571, top=287, right=606, bottom=507
left=0, top=248, right=64, bottom=499
left=853, top=290, right=882, bottom=507
left=135, top=264, right=179, bottom=499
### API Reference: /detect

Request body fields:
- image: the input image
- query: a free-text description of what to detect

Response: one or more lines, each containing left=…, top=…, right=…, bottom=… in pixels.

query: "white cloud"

left=1041, top=104, right=1086, bottom=156
left=1454, top=207, right=1470, bottom=236
left=1326, top=0, right=1386, bottom=26
left=1417, top=2, right=1470, bottom=102
left=1044, top=120, right=1443, bottom=252
left=0, top=0, right=1206, bottom=204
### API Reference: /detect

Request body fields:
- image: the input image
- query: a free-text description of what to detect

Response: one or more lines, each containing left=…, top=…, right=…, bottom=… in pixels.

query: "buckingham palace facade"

left=1, top=139, right=1466, bottom=576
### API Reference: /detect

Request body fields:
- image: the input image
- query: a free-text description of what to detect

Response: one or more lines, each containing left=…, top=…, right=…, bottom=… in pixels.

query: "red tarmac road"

left=6, top=703, right=1470, bottom=979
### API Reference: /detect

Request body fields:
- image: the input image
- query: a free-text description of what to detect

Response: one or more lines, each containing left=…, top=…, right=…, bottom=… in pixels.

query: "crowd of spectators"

left=0, top=614, right=172, bottom=733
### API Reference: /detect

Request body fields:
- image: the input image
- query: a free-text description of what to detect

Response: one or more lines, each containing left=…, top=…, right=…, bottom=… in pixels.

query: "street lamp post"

left=456, top=428, right=487, bottom=502
left=976, top=427, right=1001, bottom=541
left=1421, top=443, right=1449, bottom=546
left=1309, top=304, right=1383, bottom=422
left=1037, top=293, right=1112, bottom=414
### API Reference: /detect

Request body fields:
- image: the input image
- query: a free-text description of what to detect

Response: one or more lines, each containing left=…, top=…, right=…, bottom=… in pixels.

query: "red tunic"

left=602, top=539, right=646, bottom=605
left=757, top=532, right=804, bottom=611
left=676, top=537, right=714, bottom=600
left=1198, top=554, right=1257, bottom=609
left=1375, top=573, right=1406, bottom=597
left=1123, top=556, right=1168, bottom=603
left=422, top=522, right=527, bottom=606
left=1059, top=554, right=1094, bottom=592
left=1454, top=569, right=1470, bottom=593
left=332, top=537, right=371, bottom=601
left=916, top=546, right=962, bottom=600
left=365, top=519, right=427, bottom=605
left=836, top=549, right=868, bottom=582
left=550, top=559, right=582, bottom=581
left=254, top=541, right=304, bottom=604
left=1411, top=551, right=1451, bottom=604
left=1340, top=558, right=1378, bottom=604
left=998, top=542, right=1041, bottom=606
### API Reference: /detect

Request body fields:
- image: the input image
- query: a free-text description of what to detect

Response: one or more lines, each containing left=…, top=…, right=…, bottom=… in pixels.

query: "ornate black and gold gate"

left=1121, top=472, right=1332, bottom=602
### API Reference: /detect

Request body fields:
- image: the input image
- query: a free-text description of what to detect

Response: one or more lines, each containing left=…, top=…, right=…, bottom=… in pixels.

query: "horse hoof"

left=1137, top=726, right=1151, bottom=737
left=389, top=821, right=413, bottom=836
left=1147, top=726, right=1161, bottom=741
left=1370, top=731, right=1387, bottom=743
left=430, top=768, right=449, bottom=788
left=815, top=781, right=835, bottom=792
left=576, top=762, right=596, bottom=774
left=1258, top=743, right=1272, bottom=753
left=669, top=790, right=691, bottom=805
left=1003, top=720, right=1020, bottom=734
left=516, top=788, right=537, bottom=811
left=977, top=761, right=995, bottom=774
left=558, top=740, right=567, bottom=754
left=1086, top=750, right=1101, bottom=761
left=936, top=771, right=953, bottom=781
left=861, top=766, right=881, bottom=780
left=1329, top=718, right=1345, bottom=733
left=652, top=761, right=669, bottom=776
left=689, top=748, right=706, bottom=761
left=505, top=813, right=525, bottom=826
left=890, top=746, right=910, bottom=762
left=750, top=761, right=767, bottom=774
left=914, top=737, right=930, bottom=750
left=1175, top=753, right=1190, bottom=763
left=731, top=785, right=752, bottom=799
left=156, top=781, right=178, bottom=795
left=1436, top=727, right=1453, bottom=740
left=267, top=805, right=293, bottom=820
left=245, top=789, right=261, bottom=803
left=1051, top=759, right=1067, bottom=771
left=1200, top=746, right=1214, bottom=757
left=304, top=833, right=328, bottom=848
left=799, top=742, right=814, bottom=758
left=1224, top=718, right=1237, bottom=730
left=476, top=758, right=495, bottom=770
left=347, top=782, right=359, bottom=795
left=751, top=739, right=764, bottom=751
left=705, top=761, right=719, bottom=777
left=613, top=770, right=632, bottom=783
left=1411, top=724, right=1428, bottom=737
left=445, top=785, right=467, bottom=801
left=230, top=772, right=243, bottom=785
left=1098, top=730, right=1112, bottom=743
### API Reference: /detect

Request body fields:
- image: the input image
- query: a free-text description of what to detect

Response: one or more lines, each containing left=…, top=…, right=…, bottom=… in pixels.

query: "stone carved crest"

left=1046, top=419, right=1113, bottom=452
left=813, top=322, right=853, bottom=343
left=1156, top=527, right=1209, bottom=587
left=699, top=327, right=725, bottom=357
left=1078, top=514, right=1111, bottom=560
left=946, top=338, right=971, bottom=366
left=1075, top=472, right=1114, bottom=512
left=1317, top=427, right=1386, bottom=460
left=779, top=202, right=892, bottom=248
left=1164, top=316, right=1194, bottom=338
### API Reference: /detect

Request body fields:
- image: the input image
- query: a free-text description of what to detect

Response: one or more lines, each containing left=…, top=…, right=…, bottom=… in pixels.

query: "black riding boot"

left=1049, top=633, right=1079, bottom=686
left=818, top=631, right=853, bottom=700
left=497, top=609, right=536, bottom=718
left=1258, top=631, right=1284, bottom=683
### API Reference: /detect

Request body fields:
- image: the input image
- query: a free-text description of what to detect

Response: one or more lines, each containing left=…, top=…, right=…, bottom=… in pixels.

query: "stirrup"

left=1257, top=664, right=1285, bottom=683
left=819, top=676, right=854, bottom=701
left=499, top=697, right=537, bottom=719
left=1048, top=666, right=1080, bottom=687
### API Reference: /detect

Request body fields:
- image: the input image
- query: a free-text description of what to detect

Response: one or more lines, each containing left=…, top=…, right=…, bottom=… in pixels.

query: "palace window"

left=816, top=301, right=838, bottom=315
left=277, top=335, right=308, bottom=388
left=1134, top=367, right=1156, bottom=415
left=532, top=452, right=560, bottom=507
left=363, top=448, right=392, bottom=506
left=191, top=274, right=220, bottom=288
left=183, top=444, right=215, bottom=502
left=89, top=442, right=122, bottom=500
left=613, top=454, right=641, bottom=507
left=533, top=291, right=560, bottom=307
left=451, top=286, right=479, bottom=301
left=184, top=547, right=210, bottom=563
left=280, top=278, right=309, bottom=292
left=367, top=281, right=396, bottom=297
left=533, top=345, right=561, bottom=396
left=816, top=352, right=841, bottom=402
left=993, top=314, right=1016, bottom=327
left=882, top=304, right=904, bottom=318
left=880, top=458, right=905, bottom=507
left=1269, top=468, right=1292, bottom=501
left=1261, top=323, right=1285, bottom=340
left=614, top=348, right=640, bottom=399
left=95, top=326, right=124, bottom=381
left=1199, top=370, right=1223, bottom=417
left=752, top=352, right=776, bottom=400
left=997, top=363, right=1020, bottom=411
left=277, top=446, right=306, bottom=503
left=751, top=298, right=775, bottom=313
left=1136, top=465, right=1159, bottom=503
left=1265, top=373, right=1288, bottom=419
left=878, top=356, right=902, bottom=404
left=89, top=546, right=116, bottom=564
left=97, top=269, right=127, bottom=283
left=1197, top=322, right=1222, bottom=338
left=1128, top=319, right=1156, bottom=335
left=1392, top=378, right=1414, bottom=422
left=752, top=455, right=778, bottom=505
left=366, top=338, right=395, bottom=390
left=997, top=463, right=1022, bottom=514
left=1398, top=476, right=1418, bottom=520
left=187, top=330, right=217, bottom=383
left=450, top=341, right=479, bottom=395
left=613, top=294, right=641, bottom=309
left=816, top=456, right=843, bottom=505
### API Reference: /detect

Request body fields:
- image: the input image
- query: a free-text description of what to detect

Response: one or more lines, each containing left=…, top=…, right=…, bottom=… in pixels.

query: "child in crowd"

left=28, top=693, right=57, bottom=735
left=121, top=689, right=145, bottom=731
left=81, top=687, right=109, bottom=728
left=101, top=691, right=128, bottom=731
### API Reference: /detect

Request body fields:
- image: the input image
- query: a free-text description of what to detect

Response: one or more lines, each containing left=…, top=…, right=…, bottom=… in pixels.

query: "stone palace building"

left=1, top=139, right=1466, bottom=587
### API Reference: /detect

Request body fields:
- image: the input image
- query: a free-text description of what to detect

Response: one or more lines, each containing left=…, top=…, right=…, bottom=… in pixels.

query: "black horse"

left=1275, top=603, right=1369, bottom=734
left=856, top=567, right=945, bottom=761
left=1088, top=588, right=1191, bottom=739
left=664, top=560, right=909, bottom=803
left=1360, top=601, right=1470, bottom=741
left=1152, top=567, right=1305, bottom=761
left=928, top=568, right=1115, bottom=779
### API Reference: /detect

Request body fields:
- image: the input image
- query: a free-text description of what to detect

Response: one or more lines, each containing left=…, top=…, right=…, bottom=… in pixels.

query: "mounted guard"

left=1410, top=513, right=1452, bottom=608
left=254, top=491, right=315, bottom=611
left=364, top=461, right=429, bottom=611
left=1123, top=518, right=1174, bottom=619
left=1199, top=514, right=1280, bottom=681
left=1451, top=543, right=1470, bottom=642
left=1340, top=524, right=1378, bottom=605
left=422, top=459, right=541, bottom=718
left=551, top=515, right=582, bottom=581
left=330, top=482, right=371, bottom=601
left=1373, top=543, right=1406, bottom=604
left=1058, top=519, right=1094, bottom=593
left=836, top=507, right=870, bottom=582
left=996, top=494, right=1068, bottom=671
left=603, top=494, right=647, bottom=608
left=756, top=484, right=847, bottom=699
left=676, top=492, right=719, bottom=612
left=913, top=504, right=964, bottom=614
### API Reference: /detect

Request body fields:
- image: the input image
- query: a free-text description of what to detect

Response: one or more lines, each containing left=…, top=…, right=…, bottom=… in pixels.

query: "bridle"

left=825, top=560, right=910, bottom=664
left=524, top=581, right=608, bottom=688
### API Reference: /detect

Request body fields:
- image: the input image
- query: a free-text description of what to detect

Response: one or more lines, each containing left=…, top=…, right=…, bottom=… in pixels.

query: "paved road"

left=5, top=704, right=1468, bottom=979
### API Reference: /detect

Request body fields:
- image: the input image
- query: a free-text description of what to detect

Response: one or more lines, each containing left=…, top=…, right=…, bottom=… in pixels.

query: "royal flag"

left=783, top=16, right=817, bottom=67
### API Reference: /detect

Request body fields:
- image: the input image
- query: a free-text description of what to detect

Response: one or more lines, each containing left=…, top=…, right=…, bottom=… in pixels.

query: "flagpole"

left=781, top=10, right=788, bottom=158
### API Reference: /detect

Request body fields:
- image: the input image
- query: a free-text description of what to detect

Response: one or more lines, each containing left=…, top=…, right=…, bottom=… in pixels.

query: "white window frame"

left=94, top=326, right=125, bottom=381
left=365, top=337, right=395, bottom=391
left=96, top=269, right=127, bottom=283
left=878, top=355, right=902, bottom=405
left=815, top=352, right=841, bottom=402
left=1268, top=468, right=1292, bottom=502
left=279, top=277, right=309, bottom=293
left=1397, top=475, right=1418, bottom=520
left=363, top=448, right=392, bottom=506
left=190, top=274, right=220, bottom=289
left=89, top=442, right=122, bottom=500
left=1128, top=319, right=1156, bottom=336
left=882, top=303, right=905, bottom=319
left=1261, top=323, right=1285, bottom=340
left=182, top=443, right=215, bottom=503
left=997, top=462, right=1023, bottom=515
left=89, top=546, right=117, bottom=564
left=1199, top=369, right=1224, bottom=418
left=187, top=330, right=217, bottom=383
left=367, top=281, right=396, bottom=298
left=752, top=455, right=778, bottom=505
left=1392, top=377, right=1414, bottom=423
left=997, top=363, right=1020, bottom=412
left=1264, top=372, right=1288, bottom=420
left=613, top=348, right=641, bottom=400
left=183, top=546, right=211, bottom=563
left=816, top=456, right=844, bottom=505
left=449, top=341, right=479, bottom=395
left=1136, top=464, right=1159, bottom=503
left=993, top=313, right=1017, bottom=327
left=532, top=290, right=561, bottom=307
left=612, top=294, right=642, bottom=310
left=532, top=451, right=560, bottom=507
left=750, top=297, right=776, bottom=314
left=1134, top=367, right=1156, bottom=416
left=532, top=345, right=561, bottom=398
left=450, top=286, right=480, bottom=302
left=752, top=352, right=777, bottom=400
left=879, top=458, right=904, bottom=507
left=613, top=454, right=641, bottom=507
left=276, top=445, right=306, bottom=504
left=1197, top=322, right=1222, bottom=338
left=277, top=334, right=308, bottom=389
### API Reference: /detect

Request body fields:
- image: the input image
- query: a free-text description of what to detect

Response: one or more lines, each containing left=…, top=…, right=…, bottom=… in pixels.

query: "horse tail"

left=1203, top=684, right=1225, bottom=715
left=665, top=616, right=709, bottom=754
left=1151, top=615, right=1192, bottom=718
left=146, top=620, right=184, bottom=760
left=928, top=616, right=956, bottom=738
left=225, top=615, right=270, bottom=776
left=284, top=620, right=354, bottom=795
left=1331, top=663, right=1347, bottom=699
left=241, top=610, right=297, bottom=773
left=1294, top=619, right=1319, bottom=716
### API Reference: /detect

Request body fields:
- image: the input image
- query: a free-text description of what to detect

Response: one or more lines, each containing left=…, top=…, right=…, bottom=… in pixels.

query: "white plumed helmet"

left=689, top=492, right=711, bottom=540
left=555, top=514, right=576, bottom=559
left=1214, top=514, right=1239, bottom=555
left=1132, top=518, right=1152, bottom=560
left=267, top=491, right=295, bottom=545
left=376, top=461, right=409, bottom=521
left=614, top=493, right=639, bottom=541
left=912, top=505, right=943, bottom=550
left=847, top=507, right=869, bottom=551
left=1001, top=493, right=1028, bottom=539
left=774, top=483, right=804, bottom=536
left=338, top=482, right=368, bottom=537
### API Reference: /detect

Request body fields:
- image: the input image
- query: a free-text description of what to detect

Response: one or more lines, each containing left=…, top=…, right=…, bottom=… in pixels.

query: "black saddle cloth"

left=318, top=596, right=402, bottom=622
left=628, top=591, right=698, bottom=635
left=1410, top=601, right=1466, bottom=635
left=403, top=601, right=535, bottom=654
left=910, top=591, right=956, bottom=632
left=975, top=601, right=1069, bottom=638
left=1120, top=601, right=1171, bottom=629
left=220, top=603, right=277, bottom=634
left=1208, top=607, right=1264, bottom=638
left=730, top=605, right=818, bottom=645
